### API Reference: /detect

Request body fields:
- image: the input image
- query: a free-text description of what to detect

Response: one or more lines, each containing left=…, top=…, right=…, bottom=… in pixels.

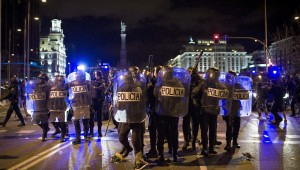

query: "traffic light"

left=214, top=34, right=219, bottom=44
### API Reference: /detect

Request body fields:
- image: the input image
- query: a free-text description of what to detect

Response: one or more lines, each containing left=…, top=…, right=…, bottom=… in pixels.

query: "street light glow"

left=34, top=17, right=39, bottom=20
left=77, top=65, right=86, bottom=71
left=17, top=28, right=21, bottom=32
left=295, top=16, right=299, bottom=20
left=42, top=0, right=47, bottom=2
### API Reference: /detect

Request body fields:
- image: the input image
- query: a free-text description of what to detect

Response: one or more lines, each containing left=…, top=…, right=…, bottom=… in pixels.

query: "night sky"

left=40, top=0, right=300, bottom=68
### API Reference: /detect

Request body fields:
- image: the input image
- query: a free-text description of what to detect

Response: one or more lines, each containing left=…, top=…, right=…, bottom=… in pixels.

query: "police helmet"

left=37, top=73, right=49, bottom=81
left=54, top=75, right=65, bottom=85
left=10, top=75, right=19, bottom=85
left=75, top=70, right=86, bottom=82
left=206, top=67, right=220, bottom=82
left=92, top=69, right=103, bottom=80
left=162, top=65, right=174, bottom=79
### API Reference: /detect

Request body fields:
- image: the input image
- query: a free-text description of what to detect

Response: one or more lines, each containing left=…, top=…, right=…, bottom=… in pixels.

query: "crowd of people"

left=0, top=65, right=297, bottom=170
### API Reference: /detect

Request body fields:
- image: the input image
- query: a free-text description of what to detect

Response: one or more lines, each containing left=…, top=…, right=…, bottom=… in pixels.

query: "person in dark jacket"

left=222, top=71, right=244, bottom=151
left=269, top=79, right=286, bottom=124
left=0, top=75, right=26, bottom=127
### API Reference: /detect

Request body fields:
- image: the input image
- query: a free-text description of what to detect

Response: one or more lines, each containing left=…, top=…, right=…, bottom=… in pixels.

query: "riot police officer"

left=201, top=67, right=227, bottom=155
left=67, top=69, right=92, bottom=145
left=154, top=65, right=190, bottom=164
left=26, top=73, right=50, bottom=141
left=145, top=66, right=162, bottom=158
left=90, top=69, right=106, bottom=137
left=48, top=75, right=68, bottom=142
left=111, top=66, right=148, bottom=169
left=0, top=75, right=26, bottom=127
left=187, top=67, right=205, bottom=150
left=222, top=71, right=247, bottom=151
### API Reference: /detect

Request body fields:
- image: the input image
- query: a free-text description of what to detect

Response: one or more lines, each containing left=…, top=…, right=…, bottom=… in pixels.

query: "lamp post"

left=0, top=0, right=2, bottom=96
left=228, top=36, right=271, bottom=72
left=264, top=0, right=268, bottom=72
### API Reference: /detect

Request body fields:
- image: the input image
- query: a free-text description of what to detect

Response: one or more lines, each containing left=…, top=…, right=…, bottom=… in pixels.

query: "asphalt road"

left=0, top=103, right=300, bottom=170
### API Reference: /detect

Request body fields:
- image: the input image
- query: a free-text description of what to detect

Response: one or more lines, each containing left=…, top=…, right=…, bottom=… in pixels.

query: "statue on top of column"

left=121, top=21, right=126, bottom=34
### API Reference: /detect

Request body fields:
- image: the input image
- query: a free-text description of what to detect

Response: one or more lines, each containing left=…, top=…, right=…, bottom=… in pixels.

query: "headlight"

left=283, top=93, right=289, bottom=99
left=253, top=92, right=257, bottom=98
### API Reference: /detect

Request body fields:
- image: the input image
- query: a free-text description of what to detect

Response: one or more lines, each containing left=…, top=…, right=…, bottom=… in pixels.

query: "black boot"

left=224, top=140, right=232, bottom=152
left=72, top=119, right=81, bottom=145
left=192, top=140, right=196, bottom=150
left=83, top=119, right=90, bottom=142
left=156, top=153, right=165, bottom=166
left=209, top=145, right=217, bottom=154
left=51, top=122, right=61, bottom=138
left=65, top=124, right=69, bottom=136
left=122, top=146, right=133, bottom=158
left=90, top=128, right=94, bottom=138
left=173, top=149, right=178, bottom=162
left=201, top=145, right=209, bottom=157
left=233, top=139, right=240, bottom=148
left=60, top=122, right=67, bottom=142
left=0, top=122, right=6, bottom=127
left=41, top=123, right=50, bottom=142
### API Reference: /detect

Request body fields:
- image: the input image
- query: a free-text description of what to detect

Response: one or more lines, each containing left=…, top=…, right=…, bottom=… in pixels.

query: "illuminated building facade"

left=40, top=19, right=67, bottom=78
left=168, top=38, right=252, bottom=73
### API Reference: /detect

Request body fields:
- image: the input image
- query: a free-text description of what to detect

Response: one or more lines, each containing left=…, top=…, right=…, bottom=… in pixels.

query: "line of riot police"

left=109, top=64, right=252, bottom=169
left=24, top=67, right=106, bottom=144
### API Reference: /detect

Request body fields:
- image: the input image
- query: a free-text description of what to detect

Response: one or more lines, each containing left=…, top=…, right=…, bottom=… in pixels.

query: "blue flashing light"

left=272, top=70, right=277, bottom=74
left=252, top=70, right=256, bottom=73
left=77, top=65, right=86, bottom=71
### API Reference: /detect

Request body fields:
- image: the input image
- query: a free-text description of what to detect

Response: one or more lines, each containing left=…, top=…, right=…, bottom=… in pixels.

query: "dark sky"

left=40, top=0, right=300, bottom=68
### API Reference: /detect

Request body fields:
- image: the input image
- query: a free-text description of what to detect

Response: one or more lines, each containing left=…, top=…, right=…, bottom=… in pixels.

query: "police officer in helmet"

left=90, top=69, right=105, bottom=137
left=0, top=75, right=26, bottom=127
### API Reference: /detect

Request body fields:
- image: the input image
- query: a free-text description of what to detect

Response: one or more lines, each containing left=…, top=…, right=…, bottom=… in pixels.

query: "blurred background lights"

left=77, top=65, right=86, bottom=71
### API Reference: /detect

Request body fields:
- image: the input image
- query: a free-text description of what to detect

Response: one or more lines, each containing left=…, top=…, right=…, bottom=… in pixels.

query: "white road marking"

left=16, top=130, right=36, bottom=134
left=8, top=142, right=72, bottom=170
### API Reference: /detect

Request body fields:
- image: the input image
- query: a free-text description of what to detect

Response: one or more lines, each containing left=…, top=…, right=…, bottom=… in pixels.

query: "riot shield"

left=113, top=70, right=147, bottom=123
left=67, top=71, right=92, bottom=108
left=219, top=72, right=235, bottom=116
left=154, top=66, right=191, bottom=117
left=25, top=80, right=49, bottom=115
left=48, top=76, right=68, bottom=112
left=202, top=68, right=228, bottom=115
left=235, top=76, right=252, bottom=117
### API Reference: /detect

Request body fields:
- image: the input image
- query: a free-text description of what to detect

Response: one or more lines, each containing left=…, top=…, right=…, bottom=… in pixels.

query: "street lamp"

left=8, top=60, right=10, bottom=80
left=68, top=62, right=71, bottom=75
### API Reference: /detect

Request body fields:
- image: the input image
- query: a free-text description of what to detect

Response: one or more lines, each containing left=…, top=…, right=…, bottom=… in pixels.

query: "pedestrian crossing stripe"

left=16, top=130, right=36, bottom=134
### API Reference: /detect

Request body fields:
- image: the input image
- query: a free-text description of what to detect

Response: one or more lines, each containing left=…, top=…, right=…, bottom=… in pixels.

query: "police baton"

left=104, top=104, right=113, bottom=136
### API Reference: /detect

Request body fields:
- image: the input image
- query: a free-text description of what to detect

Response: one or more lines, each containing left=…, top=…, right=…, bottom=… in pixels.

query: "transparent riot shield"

left=113, top=70, right=147, bottom=123
left=219, top=72, right=235, bottom=116
left=67, top=71, right=91, bottom=108
left=25, top=80, right=49, bottom=115
left=48, top=76, right=68, bottom=112
left=155, top=66, right=191, bottom=117
left=235, top=76, right=252, bottom=117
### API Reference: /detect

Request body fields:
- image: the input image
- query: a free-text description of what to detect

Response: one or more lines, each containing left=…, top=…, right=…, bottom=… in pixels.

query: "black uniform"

left=269, top=80, right=286, bottom=124
left=154, top=66, right=190, bottom=164
left=90, top=70, right=106, bottom=137
left=201, top=68, right=227, bottom=155
left=113, top=66, right=148, bottom=169
left=0, top=76, right=25, bottom=127
left=146, top=76, right=158, bottom=157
